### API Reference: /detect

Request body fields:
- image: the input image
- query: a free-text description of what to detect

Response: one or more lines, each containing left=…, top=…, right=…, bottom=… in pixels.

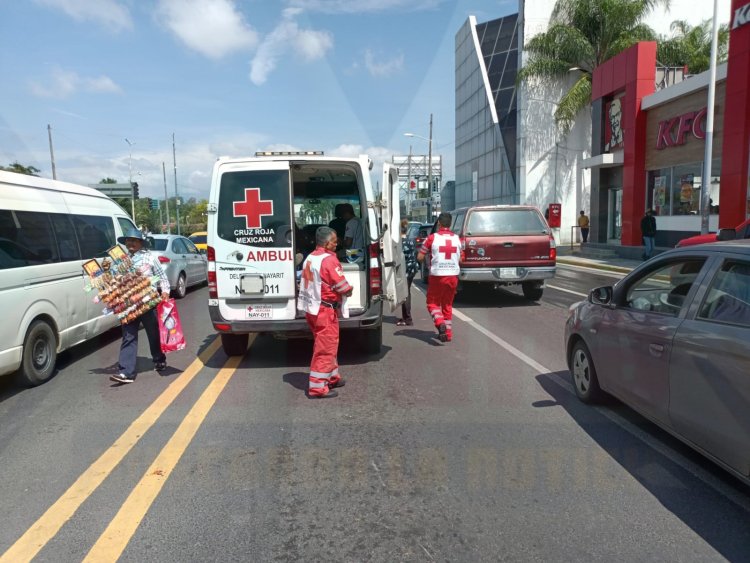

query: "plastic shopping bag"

left=157, top=298, right=186, bottom=353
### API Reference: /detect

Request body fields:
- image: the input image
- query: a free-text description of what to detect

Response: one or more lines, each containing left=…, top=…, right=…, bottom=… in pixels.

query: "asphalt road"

left=1, top=266, right=749, bottom=562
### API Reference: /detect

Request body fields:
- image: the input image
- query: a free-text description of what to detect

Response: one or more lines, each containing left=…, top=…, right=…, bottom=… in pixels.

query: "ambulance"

left=206, top=151, right=408, bottom=356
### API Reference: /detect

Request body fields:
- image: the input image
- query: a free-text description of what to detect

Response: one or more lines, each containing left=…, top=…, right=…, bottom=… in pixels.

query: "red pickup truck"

left=422, top=205, right=556, bottom=301
left=676, top=218, right=750, bottom=247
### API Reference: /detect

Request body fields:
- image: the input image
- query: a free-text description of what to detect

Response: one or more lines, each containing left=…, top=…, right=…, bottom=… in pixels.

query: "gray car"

left=565, top=241, right=750, bottom=485
left=148, top=234, right=208, bottom=298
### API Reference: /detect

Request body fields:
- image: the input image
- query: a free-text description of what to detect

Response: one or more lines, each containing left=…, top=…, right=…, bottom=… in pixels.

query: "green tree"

left=657, top=19, right=729, bottom=74
left=99, top=177, right=118, bottom=184
left=518, top=0, right=669, bottom=133
left=1, top=162, right=41, bottom=176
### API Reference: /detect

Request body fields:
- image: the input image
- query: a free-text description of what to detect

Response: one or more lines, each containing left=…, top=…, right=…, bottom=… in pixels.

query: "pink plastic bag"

left=158, top=298, right=186, bottom=353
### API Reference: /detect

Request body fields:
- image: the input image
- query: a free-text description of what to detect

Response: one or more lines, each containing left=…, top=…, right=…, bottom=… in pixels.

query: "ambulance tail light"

left=459, top=237, right=466, bottom=263
left=549, top=236, right=557, bottom=261
left=157, top=255, right=171, bottom=264
left=207, top=245, right=218, bottom=299
left=369, top=242, right=381, bottom=294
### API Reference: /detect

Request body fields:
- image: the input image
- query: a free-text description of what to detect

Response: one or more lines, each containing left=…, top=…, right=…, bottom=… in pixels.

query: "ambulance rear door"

left=210, top=160, right=297, bottom=322
left=379, top=163, right=408, bottom=312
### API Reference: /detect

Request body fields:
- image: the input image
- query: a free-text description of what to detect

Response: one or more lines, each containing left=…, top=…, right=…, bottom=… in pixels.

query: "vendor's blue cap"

left=117, top=228, right=146, bottom=244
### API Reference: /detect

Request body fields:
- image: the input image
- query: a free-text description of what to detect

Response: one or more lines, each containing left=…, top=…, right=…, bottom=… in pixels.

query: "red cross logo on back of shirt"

left=302, top=261, right=314, bottom=289
left=233, top=188, right=274, bottom=229
left=438, top=238, right=458, bottom=259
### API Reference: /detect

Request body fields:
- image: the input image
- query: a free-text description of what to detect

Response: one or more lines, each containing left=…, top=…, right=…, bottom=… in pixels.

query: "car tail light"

left=207, top=245, right=215, bottom=262
left=369, top=242, right=381, bottom=294
left=208, top=271, right=217, bottom=299
left=157, top=255, right=171, bottom=264
left=213, top=323, right=230, bottom=332
left=459, top=237, right=466, bottom=263
left=549, top=236, right=557, bottom=261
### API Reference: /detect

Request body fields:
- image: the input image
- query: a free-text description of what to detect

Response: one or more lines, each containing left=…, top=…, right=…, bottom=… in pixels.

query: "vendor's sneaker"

left=154, top=361, right=167, bottom=372
left=110, top=373, right=135, bottom=384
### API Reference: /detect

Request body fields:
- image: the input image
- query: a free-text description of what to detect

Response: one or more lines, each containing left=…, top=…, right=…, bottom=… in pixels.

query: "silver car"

left=565, top=241, right=750, bottom=485
left=148, top=234, right=208, bottom=298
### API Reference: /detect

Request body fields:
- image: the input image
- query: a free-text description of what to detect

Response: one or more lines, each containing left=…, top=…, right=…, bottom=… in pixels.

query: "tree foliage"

left=518, top=0, right=669, bottom=134
left=657, top=19, right=729, bottom=74
left=1, top=162, right=41, bottom=176
left=99, top=177, right=118, bottom=184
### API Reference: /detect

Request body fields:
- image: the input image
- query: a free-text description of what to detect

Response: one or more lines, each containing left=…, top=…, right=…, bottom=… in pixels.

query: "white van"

left=0, top=171, right=138, bottom=386
left=206, top=152, right=407, bottom=356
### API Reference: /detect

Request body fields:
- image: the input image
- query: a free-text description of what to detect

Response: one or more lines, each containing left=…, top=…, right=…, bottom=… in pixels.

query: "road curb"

left=557, top=258, right=634, bottom=274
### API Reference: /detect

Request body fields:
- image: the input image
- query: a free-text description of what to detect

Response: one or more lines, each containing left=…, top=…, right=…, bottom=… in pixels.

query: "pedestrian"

left=397, top=219, right=419, bottom=326
left=110, top=228, right=171, bottom=384
left=417, top=212, right=461, bottom=342
left=578, top=210, right=590, bottom=243
left=641, top=208, right=657, bottom=260
left=341, top=203, right=365, bottom=256
left=298, top=226, right=353, bottom=398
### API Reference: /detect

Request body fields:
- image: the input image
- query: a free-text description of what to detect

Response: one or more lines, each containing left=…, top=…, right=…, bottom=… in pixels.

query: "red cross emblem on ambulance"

left=233, top=188, right=274, bottom=229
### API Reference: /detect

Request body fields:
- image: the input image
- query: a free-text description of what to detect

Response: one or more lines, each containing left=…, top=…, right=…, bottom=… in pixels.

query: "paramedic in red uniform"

left=298, top=226, right=353, bottom=398
left=417, top=213, right=462, bottom=343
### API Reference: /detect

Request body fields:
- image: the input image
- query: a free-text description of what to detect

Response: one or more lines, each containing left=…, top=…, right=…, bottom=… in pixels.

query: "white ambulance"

left=206, top=151, right=408, bottom=356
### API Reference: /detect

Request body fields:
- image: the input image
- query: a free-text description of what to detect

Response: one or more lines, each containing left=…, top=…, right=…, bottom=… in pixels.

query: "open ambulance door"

left=380, top=163, right=408, bottom=312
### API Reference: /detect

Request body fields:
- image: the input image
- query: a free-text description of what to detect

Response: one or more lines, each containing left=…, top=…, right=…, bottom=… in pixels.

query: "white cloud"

left=646, top=0, right=731, bottom=36
left=286, top=0, right=443, bottom=14
left=364, top=49, right=404, bottom=77
left=29, top=67, right=122, bottom=99
left=34, top=0, right=133, bottom=31
left=250, top=10, right=333, bottom=85
left=156, top=0, right=259, bottom=59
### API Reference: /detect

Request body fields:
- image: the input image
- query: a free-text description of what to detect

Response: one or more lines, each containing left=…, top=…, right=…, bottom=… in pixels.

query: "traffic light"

left=131, top=181, right=139, bottom=199
left=150, top=199, right=160, bottom=210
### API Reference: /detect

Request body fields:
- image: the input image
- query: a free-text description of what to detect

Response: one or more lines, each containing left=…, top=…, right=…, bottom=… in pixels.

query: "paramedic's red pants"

left=306, top=308, right=341, bottom=396
left=426, top=275, right=458, bottom=336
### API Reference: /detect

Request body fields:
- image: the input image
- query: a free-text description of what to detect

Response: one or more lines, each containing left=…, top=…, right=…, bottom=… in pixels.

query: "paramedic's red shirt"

left=313, top=248, right=352, bottom=302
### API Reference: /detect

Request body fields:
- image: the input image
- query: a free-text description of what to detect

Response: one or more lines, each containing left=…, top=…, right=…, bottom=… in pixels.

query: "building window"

left=646, top=159, right=721, bottom=216
left=647, top=168, right=672, bottom=216
left=672, top=163, right=703, bottom=216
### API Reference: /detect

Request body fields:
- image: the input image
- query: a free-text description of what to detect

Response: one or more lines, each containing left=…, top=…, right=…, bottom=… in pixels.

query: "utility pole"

left=406, top=145, right=412, bottom=217
left=173, top=133, right=180, bottom=235
left=47, top=124, right=57, bottom=180
left=700, top=0, right=720, bottom=234
left=427, top=113, right=433, bottom=219
left=162, top=162, right=171, bottom=234
left=125, top=138, right=135, bottom=222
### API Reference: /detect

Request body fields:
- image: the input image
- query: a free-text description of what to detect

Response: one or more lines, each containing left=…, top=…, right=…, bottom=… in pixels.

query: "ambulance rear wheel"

left=221, top=333, right=248, bottom=356
left=363, top=326, right=382, bottom=355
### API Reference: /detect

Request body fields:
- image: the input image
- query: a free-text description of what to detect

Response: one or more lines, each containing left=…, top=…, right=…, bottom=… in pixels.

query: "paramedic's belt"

left=320, top=300, right=340, bottom=309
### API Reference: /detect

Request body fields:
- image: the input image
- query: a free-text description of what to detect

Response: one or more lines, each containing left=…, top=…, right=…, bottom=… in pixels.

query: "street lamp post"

left=404, top=113, right=435, bottom=218
left=125, top=138, right=135, bottom=223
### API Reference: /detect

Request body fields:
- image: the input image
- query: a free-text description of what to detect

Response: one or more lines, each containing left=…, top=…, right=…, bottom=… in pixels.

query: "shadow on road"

left=282, top=371, right=308, bottom=391
left=393, top=327, right=441, bottom=346
left=536, top=371, right=750, bottom=561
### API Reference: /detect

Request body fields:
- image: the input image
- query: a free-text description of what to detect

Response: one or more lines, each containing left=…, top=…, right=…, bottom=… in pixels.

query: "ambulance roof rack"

left=255, top=151, right=324, bottom=157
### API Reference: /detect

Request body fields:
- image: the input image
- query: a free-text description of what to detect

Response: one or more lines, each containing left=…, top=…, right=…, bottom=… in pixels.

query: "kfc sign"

left=656, top=107, right=707, bottom=149
left=732, top=1, right=750, bottom=29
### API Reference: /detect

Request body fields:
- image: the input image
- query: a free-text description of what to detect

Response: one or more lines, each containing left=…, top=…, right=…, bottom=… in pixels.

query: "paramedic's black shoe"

left=437, top=324, right=448, bottom=342
left=330, top=378, right=346, bottom=388
left=308, top=390, right=339, bottom=399
left=110, top=373, right=135, bottom=384
left=154, top=361, right=167, bottom=372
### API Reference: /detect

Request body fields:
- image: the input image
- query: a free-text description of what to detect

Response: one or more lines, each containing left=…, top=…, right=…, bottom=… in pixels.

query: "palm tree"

left=1, top=162, right=40, bottom=176
left=657, top=19, right=729, bottom=75
left=518, top=0, right=670, bottom=133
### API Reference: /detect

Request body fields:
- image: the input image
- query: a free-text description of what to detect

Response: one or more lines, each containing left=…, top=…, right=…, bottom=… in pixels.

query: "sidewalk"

left=557, top=245, right=643, bottom=274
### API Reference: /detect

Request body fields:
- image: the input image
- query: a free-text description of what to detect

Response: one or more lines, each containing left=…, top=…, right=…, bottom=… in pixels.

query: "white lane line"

left=416, top=284, right=750, bottom=512
left=546, top=284, right=587, bottom=297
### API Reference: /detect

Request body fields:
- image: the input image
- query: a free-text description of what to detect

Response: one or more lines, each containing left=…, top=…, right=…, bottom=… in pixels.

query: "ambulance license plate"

left=240, top=274, right=264, bottom=294
left=246, top=304, right=272, bottom=319
left=496, top=267, right=517, bottom=279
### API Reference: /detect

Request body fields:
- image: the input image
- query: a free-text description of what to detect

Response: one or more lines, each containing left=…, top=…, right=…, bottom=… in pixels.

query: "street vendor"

left=110, top=228, right=170, bottom=384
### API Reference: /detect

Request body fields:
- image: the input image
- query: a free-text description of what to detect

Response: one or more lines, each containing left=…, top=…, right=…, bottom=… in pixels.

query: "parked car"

left=148, top=234, right=208, bottom=298
left=188, top=230, right=208, bottom=253
left=676, top=218, right=750, bottom=247
left=424, top=206, right=556, bottom=300
left=565, top=241, right=750, bottom=485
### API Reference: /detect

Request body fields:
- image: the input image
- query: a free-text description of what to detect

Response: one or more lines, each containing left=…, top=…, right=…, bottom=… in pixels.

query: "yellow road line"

left=83, top=348, right=247, bottom=562
left=0, top=338, right=222, bottom=563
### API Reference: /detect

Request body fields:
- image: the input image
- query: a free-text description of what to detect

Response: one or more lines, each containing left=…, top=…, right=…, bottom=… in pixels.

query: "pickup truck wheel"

left=522, top=282, right=543, bottom=301
left=221, top=333, right=248, bottom=356
left=363, top=326, right=382, bottom=355
left=19, top=320, right=57, bottom=386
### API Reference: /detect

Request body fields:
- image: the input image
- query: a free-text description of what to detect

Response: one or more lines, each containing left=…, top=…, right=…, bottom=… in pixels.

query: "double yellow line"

left=1, top=336, right=249, bottom=563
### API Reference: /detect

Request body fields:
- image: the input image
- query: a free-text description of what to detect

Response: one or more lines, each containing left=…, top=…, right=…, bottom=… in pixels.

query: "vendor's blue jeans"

left=643, top=236, right=655, bottom=260
left=118, top=308, right=165, bottom=377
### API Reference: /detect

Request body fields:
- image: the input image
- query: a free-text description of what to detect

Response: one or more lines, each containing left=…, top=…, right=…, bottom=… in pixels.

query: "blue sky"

left=0, top=0, right=729, bottom=200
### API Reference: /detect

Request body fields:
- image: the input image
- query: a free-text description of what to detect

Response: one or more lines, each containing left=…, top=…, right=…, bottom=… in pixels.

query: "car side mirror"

left=717, top=228, right=737, bottom=241
left=589, top=286, right=613, bottom=306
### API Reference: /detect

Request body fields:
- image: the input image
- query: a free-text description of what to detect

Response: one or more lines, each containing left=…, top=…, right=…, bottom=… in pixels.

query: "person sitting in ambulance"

left=341, top=203, right=365, bottom=263
left=328, top=204, right=347, bottom=244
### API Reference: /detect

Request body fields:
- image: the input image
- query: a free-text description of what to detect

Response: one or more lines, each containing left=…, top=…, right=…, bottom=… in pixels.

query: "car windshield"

left=150, top=238, right=169, bottom=251
left=466, top=209, right=546, bottom=235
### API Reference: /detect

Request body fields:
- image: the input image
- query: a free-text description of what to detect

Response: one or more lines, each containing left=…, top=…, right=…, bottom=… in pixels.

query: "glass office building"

left=455, top=14, right=519, bottom=209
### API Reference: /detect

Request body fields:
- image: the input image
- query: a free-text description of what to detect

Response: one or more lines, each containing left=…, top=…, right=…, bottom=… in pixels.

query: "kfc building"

left=585, top=0, right=750, bottom=252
